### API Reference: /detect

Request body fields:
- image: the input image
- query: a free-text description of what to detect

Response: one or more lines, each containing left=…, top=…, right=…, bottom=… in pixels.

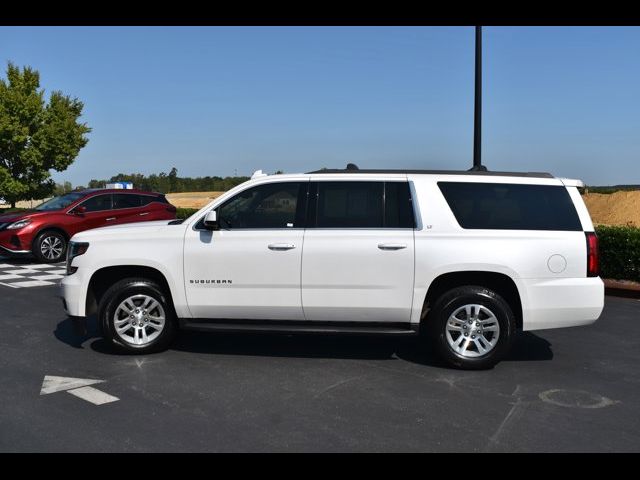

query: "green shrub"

left=175, top=207, right=199, bottom=219
left=595, top=225, right=640, bottom=282
left=0, top=207, right=29, bottom=213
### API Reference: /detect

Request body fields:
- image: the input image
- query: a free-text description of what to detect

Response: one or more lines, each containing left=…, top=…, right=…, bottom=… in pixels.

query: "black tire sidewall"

left=33, top=231, right=67, bottom=263
left=430, top=287, right=516, bottom=370
left=101, top=279, right=176, bottom=354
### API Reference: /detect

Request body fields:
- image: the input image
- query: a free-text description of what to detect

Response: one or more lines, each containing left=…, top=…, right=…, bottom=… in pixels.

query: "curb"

left=604, top=279, right=640, bottom=299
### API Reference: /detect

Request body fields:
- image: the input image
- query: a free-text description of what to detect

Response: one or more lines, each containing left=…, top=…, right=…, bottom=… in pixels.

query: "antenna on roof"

left=469, top=26, right=488, bottom=172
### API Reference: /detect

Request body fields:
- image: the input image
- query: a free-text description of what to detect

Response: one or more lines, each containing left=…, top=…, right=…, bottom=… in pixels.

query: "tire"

left=425, top=285, right=517, bottom=370
left=33, top=230, right=67, bottom=263
left=99, top=277, right=177, bottom=354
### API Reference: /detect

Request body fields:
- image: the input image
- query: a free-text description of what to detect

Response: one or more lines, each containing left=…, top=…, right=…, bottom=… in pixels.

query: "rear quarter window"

left=437, top=182, right=582, bottom=231
left=139, top=195, right=162, bottom=206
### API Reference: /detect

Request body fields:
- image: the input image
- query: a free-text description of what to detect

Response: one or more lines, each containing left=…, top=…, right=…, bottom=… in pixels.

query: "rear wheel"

left=425, top=285, right=517, bottom=370
left=99, top=278, right=177, bottom=354
left=33, top=230, right=67, bottom=263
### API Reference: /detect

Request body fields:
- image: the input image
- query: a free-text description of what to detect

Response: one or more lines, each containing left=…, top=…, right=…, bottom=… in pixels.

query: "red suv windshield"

left=35, top=192, right=87, bottom=211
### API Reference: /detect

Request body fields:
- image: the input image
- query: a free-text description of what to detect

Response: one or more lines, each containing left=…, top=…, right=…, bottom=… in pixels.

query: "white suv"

left=60, top=166, right=604, bottom=369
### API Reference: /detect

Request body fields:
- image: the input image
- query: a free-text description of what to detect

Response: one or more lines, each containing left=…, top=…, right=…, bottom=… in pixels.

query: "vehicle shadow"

left=0, top=255, right=37, bottom=265
left=77, top=324, right=553, bottom=368
left=0, top=255, right=64, bottom=266
left=89, top=330, right=406, bottom=360
left=394, top=331, right=553, bottom=367
left=54, top=314, right=101, bottom=349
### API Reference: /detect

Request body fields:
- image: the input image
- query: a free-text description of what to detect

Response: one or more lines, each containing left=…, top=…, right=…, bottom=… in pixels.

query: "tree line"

left=86, top=168, right=251, bottom=193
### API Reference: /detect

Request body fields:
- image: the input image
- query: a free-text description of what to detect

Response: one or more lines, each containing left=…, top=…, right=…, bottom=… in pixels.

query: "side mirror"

left=203, top=210, right=219, bottom=230
left=72, top=206, right=86, bottom=215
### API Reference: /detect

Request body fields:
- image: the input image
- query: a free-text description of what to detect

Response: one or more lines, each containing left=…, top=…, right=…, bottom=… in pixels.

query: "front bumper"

left=59, top=271, right=86, bottom=317
left=0, top=228, right=34, bottom=255
left=0, top=244, right=31, bottom=255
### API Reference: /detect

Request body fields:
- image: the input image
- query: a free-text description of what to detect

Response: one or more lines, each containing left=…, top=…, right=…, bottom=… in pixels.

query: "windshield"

left=35, top=192, right=87, bottom=211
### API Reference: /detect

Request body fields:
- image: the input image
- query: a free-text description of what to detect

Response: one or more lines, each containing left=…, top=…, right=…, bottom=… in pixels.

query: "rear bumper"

left=521, top=277, right=605, bottom=331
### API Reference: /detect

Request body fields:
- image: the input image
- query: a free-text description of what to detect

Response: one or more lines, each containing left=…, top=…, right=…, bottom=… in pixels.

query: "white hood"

left=72, top=219, right=179, bottom=241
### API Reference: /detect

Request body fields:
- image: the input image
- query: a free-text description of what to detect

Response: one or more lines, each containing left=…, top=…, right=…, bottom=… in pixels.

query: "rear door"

left=74, top=193, right=116, bottom=230
left=111, top=193, right=143, bottom=225
left=301, top=180, right=415, bottom=323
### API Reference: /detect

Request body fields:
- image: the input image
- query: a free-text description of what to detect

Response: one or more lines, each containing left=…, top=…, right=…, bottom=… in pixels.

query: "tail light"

left=585, top=232, right=599, bottom=277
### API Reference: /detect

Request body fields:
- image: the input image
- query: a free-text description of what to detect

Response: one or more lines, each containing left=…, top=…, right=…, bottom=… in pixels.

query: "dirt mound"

left=582, top=190, right=640, bottom=227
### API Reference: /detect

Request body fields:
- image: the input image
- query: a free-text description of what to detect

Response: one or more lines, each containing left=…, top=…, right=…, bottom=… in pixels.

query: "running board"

left=179, top=319, right=419, bottom=336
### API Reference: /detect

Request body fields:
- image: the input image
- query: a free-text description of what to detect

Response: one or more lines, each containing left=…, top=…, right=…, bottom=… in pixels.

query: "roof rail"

left=306, top=164, right=553, bottom=179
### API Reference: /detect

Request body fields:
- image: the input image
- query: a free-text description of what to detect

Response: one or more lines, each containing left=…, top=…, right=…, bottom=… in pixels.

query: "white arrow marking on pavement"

left=40, top=375, right=105, bottom=395
left=66, top=386, right=119, bottom=405
left=40, top=376, right=119, bottom=405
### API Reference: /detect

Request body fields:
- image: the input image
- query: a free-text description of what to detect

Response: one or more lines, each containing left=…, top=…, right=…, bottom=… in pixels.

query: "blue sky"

left=1, top=26, right=638, bottom=186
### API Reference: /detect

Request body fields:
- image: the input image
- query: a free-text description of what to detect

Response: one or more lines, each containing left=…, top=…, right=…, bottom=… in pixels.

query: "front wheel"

left=99, top=278, right=177, bottom=354
left=33, top=230, right=67, bottom=263
left=425, top=286, right=517, bottom=370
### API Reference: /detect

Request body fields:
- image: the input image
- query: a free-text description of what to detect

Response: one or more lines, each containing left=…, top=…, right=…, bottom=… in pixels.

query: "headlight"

left=6, top=219, right=32, bottom=230
left=66, top=241, right=90, bottom=275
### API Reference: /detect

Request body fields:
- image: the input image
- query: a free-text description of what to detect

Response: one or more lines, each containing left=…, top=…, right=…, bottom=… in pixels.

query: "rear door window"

left=310, top=181, right=415, bottom=229
left=81, top=194, right=113, bottom=212
left=384, top=182, right=415, bottom=228
left=315, top=182, right=384, bottom=228
left=113, top=193, right=141, bottom=209
left=437, top=182, right=582, bottom=231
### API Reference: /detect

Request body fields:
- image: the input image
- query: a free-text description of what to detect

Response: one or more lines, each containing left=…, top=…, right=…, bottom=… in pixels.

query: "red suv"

left=0, top=189, right=177, bottom=263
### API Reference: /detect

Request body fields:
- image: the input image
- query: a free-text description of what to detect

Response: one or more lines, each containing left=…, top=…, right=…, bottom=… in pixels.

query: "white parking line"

left=2, top=269, right=42, bottom=274
left=0, top=261, right=65, bottom=289
left=0, top=274, right=23, bottom=280
left=28, top=275, right=64, bottom=281
left=10, top=280, right=56, bottom=287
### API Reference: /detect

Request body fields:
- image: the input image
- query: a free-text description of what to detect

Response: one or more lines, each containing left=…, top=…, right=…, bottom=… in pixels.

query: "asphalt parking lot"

left=0, top=258, right=639, bottom=452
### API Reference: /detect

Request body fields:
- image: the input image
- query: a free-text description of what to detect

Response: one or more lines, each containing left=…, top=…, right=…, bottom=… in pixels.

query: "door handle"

left=268, top=243, right=296, bottom=251
left=139, top=212, right=150, bottom=216
left=378, top=243, right=407, bottom=251
left=106, top=217, right=116, bottom=221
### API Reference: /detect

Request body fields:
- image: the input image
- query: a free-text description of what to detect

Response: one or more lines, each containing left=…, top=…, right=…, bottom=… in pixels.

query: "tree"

left=168, top=167, right=178, bottom=193
left=88, top=179, right=105, bottom=189
left=0, top=62, right=91, bottom=207
left=53, top=181, right=72, bottom=196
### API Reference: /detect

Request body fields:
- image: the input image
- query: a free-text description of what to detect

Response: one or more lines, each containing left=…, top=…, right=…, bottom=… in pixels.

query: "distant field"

left=165, top=191, right=224, bottom=209
left=0, top=198, right=50, bottom=209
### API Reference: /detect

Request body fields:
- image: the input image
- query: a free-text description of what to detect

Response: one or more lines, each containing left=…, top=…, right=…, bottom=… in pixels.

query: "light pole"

left=470, top=25, right=487, bottom=172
